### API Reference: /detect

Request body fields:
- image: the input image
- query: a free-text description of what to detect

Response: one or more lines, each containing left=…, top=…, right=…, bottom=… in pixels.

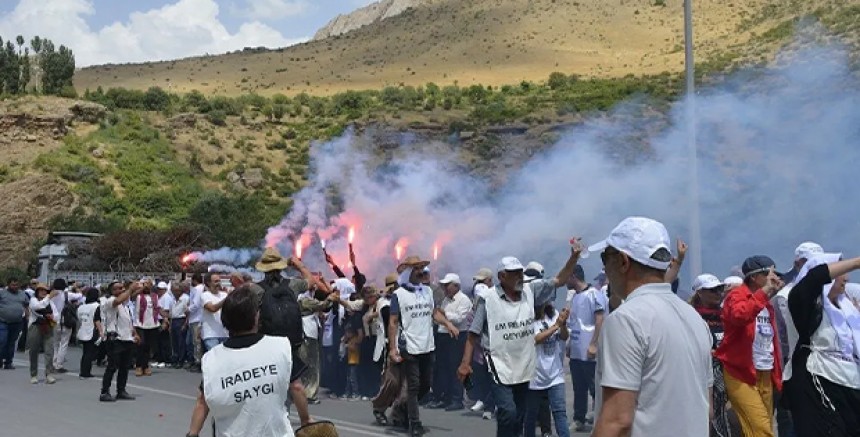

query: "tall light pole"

left=684, top=0, right=702, bottom=277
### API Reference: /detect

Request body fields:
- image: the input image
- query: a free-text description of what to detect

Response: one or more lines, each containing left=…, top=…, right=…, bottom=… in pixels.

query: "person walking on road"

left=590, top=217, right=713, bottom=437
left=100, top=281, right=142, bottom=402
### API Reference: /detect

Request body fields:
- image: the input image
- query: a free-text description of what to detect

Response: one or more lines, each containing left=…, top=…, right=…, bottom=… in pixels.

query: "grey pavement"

left=0, top=345, right=591, bottom=437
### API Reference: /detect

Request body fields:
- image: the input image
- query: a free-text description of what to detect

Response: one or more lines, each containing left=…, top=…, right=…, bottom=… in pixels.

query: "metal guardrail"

left=45, top=271, right=184, bottom=287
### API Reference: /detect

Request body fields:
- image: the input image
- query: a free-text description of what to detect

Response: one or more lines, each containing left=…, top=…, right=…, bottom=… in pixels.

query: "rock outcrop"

left=313, top=0, right=426, bottom=40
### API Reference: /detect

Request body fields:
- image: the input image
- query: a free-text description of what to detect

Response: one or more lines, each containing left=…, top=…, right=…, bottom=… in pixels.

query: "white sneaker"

left=30, top=377, right=38, bottom=384
left=585, top=411, right=594, bottom=423
left=482, top=411, right=493, bottom=420
left=470, top=400, right=485, bottom=412
left=46, top=375, right=57, bottom=384
left=156, top=363, right=166, bottom=368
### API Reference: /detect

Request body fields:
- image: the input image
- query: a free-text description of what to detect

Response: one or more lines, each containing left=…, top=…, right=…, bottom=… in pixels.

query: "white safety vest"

left=485, top=287, right=536, bottom=385
left=77, top=302, right=99, bottom=342
left=302, top=314, right=319, bottom=340
left=202, top=335, right=294, bottom=437
left=374, top=296, right=391, bottom=362
left=394, top=287, right=435, bottom=355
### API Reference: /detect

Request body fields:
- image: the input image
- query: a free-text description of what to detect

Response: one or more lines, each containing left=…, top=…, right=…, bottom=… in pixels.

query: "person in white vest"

left=77, top=287, right=103, bottom=379
left=589, top=217, right=713, bottom=437
left=187, top=284, right=295, bottom=437
left=388, top=255, right=437, bottom=437
left=782, top=252, right=860, bottom=436
left=458, top=241, right=581, bottom=437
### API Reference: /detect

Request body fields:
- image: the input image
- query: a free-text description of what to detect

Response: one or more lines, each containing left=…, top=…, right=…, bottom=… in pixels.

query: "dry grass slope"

left=74, top=0, right=834, bottom=97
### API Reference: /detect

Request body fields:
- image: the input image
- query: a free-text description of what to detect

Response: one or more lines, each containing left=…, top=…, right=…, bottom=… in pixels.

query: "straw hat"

left=383, top=273, right=399, bottom=293
left=397, top=255, right=430, bottom=272
left=255, top=247, right=290, bottom=272
left=295, top=421, right=338, bottom=437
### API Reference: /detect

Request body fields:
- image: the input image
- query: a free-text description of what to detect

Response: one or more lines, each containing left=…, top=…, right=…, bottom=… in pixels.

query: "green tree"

left=39, top=39, right=75, bottom=95
left=143, top=86, right=170, bottom=111
left=187, top=193, right=283, bottom=248
left=19, top=48, right=30, bottom=92
left=271, top=104, right=286, bottom=121
left=15, top=35, right=23, bottom=53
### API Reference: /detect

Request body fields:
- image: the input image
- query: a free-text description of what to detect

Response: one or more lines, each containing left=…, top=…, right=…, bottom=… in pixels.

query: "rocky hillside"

left=313, top=0, right=429, bottom=40
left=74, top=0, right=860, bottom=97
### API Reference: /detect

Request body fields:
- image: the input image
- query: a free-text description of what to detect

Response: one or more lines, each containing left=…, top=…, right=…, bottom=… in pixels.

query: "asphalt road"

left=1, top=346, right=591, bottom=437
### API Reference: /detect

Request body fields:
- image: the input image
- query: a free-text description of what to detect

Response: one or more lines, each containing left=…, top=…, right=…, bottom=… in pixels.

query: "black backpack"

left=258, top=279, right=304, bottom=348
left=61, top=292, right=78, bottom=329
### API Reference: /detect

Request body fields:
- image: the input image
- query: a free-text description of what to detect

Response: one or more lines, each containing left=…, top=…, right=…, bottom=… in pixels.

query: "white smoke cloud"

left=219, top=34, right=860, bottom=299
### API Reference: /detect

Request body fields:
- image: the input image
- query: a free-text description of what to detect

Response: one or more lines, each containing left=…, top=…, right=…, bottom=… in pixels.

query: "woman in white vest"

left=371, top=274, right=402, bottom=427
left=188, top=284, right=295, bottom=437
left=77, top=287, right=103, bottom=379
left=783, top=253, right=860, bottom=436
left=458, top=243, right=580, bottom=437
left=388, top=256, right=436, bottom=437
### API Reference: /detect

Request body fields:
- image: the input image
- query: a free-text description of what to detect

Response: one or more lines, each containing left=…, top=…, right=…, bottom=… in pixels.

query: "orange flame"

left=348, top=227, right=355, bottom=244
left=295, top=239, right=303, bottom=259
left=181, top=254, right=193, bottom=264
left=433, top=243, right=440, bottom=261
left=394, top=237, right=409, bottom=260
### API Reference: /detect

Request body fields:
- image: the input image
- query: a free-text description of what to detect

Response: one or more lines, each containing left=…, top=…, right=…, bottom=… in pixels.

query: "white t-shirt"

left=51, top=290, right=83, bottom=316
left=28, top=296, right=58, bottom=327
left=188, top=284, right=205, bottom=323
left=321, top=310, right=334, bottom=347
left=101, top=297, right=136, bottom=342
left=165, top=293, right=190, bottom=319
left=202, top=291, right=229, bottom=340
left=202, top=335, right=294, bottom=437
left=595, top=283, right=713, bottom=437
left=753, top=308, right=775, bottom=370
left=77, top=302, right=100, bottom=341
left=530, top=313, right=565, bottom=390
left=133, top=294, right=161, bottom=329
left=568, top=286, right=607, bottom=361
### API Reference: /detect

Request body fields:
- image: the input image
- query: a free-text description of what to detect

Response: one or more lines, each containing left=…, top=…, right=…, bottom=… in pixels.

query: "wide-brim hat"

left=295, top=420, right=338, bottom=437
left=397, top=255, right=430, bottom=272
left=255, top=247, right=290, bottom=272
left=383, top=273, right=399, bottom=292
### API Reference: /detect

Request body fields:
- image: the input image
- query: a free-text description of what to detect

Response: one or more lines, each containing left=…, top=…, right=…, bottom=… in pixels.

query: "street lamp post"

left=684, top=0, right=702, bottom=277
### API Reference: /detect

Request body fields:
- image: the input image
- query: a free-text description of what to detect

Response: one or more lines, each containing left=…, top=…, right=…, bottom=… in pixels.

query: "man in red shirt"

left=715, top=255, right=785, bottom=437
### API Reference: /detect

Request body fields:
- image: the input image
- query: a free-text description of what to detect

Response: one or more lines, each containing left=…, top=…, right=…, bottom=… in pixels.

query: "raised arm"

left=664, top=238, right=687, bottom=284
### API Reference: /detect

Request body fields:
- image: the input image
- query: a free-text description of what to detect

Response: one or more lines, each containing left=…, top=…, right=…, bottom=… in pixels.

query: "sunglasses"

left=600, top=247, right=621, bottom=265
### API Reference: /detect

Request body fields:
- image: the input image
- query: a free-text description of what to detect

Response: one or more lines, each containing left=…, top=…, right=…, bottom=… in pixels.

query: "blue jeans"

left=490, top=380, right=530, bottom=437
left=569, top=359, right=596, bottom=422
left=525, top=383, right=570, bottom=437
left=203, top=337, right=227, bottom=352
left=170, top=319, right=187, bottom=364
left=0, top=320, right=23, bottom=366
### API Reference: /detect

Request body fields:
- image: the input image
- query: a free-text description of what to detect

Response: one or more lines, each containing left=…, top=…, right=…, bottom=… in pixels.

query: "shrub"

left=548, top=72, right=568, bottom=90
left=206, top=110, right=227, bottom=126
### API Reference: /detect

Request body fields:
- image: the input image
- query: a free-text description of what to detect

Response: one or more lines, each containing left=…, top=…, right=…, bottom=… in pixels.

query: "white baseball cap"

left=497, top=256, right=525, bottom=272
left=588, top=217, right=672, bottom=270
left=723, top=276, right=743, bottom=287
left=157, top=281, right=168, bottom=290
left=473, top=268, right=494, bottom=281
left=524, top=261, right=545, bottom=282
left=692, top=274, right=722, bottom=291
left=439, top=273, right=461, bottom=285
left=795, top=242, right=823, bottom=261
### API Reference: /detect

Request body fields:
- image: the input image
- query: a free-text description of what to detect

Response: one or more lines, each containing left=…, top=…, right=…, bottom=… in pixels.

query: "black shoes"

left=444, top=403, right=465, bottom=411
left=99, top=393, right=116, bottom=402
left=409, top=421, right=425, bottom=437
left=55, top=368, right=68, bottom=374
left=427, top=400, right=446, bottom=409
left=116, top=391, right=136, bottom=400
left=2, top=363, right=14, bottom=370
left=373, top=410, right=389, bottom=426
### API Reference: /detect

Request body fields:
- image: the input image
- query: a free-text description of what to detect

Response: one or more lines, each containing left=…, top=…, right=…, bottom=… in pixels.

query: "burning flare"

left=295, top=239, right=303, bottom=259
left=394, top=237, right=409, bottom=261
left=182, top=253, right=194, bottom=264
left=348, top=227, right=356, bottom=244
left=433, top=243, right=440, bottom=261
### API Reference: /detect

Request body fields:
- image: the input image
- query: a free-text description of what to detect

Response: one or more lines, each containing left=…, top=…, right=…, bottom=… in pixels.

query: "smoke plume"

left=233, top=35, right=860, bottom=299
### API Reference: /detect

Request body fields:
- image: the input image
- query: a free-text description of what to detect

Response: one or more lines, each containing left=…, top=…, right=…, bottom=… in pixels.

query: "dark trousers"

left=358, top=337, right=381, bottom=397
left=775, top=389, right=795, bottom=437
left=79, top=339, right=97, bottom=377
left=431, top=333, right=446, bottom=401
left=170, top=319, right=187, bottom=364
left=785, top=363, right=860, bottom=437
left=0, top=320, right=23, bottom=365
left=102, top=340, right=134, bottom=394
left=490, top=381, right=530, bottom=437
left=538, top=392, right=552, bottom=434
left=322, top=344, right=346, bottom=395
left=17, top=316, right=28, bottom=352
left=403, top=351, right=434, bottom=424
left=135, top=327, right=158, bottom=369
left=569, top=359, right=596, bottom=422
left=156, top=327, right=171, bottom=363
left=437, top=333, right=466, bottom=406
left=469, top=359, right=496, bottom=410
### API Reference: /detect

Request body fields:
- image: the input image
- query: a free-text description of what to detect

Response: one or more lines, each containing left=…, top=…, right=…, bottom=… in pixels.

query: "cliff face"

left=313, top=0, right=427, bottom=40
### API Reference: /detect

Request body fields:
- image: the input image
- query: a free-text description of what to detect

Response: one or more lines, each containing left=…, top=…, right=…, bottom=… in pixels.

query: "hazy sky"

left=0, top=0, right=377, bottom=66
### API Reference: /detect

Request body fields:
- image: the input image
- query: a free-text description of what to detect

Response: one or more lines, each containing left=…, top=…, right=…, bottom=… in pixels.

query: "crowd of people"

left=2, top=215, right=860, bottom=437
